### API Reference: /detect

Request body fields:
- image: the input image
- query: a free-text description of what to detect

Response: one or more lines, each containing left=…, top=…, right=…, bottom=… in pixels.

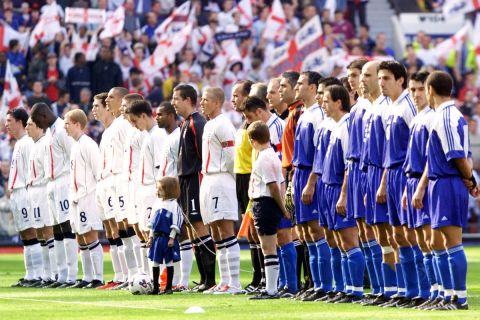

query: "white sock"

left=80, top=245, right=94, bottom=282
left=118, top=244, right=129, bottom=281
left=264, top=255, right=279, bottom=295
left=47, top=239, right=57, bottom=280
left=89, top=240, right=104, bottom=282
left=121, top=237, right=139, bottom=279
left=54, top=239, right=67, bottom=282
left=30, top=242, right=43, bottom=280
left=141, top=245, right=150, bottom=276
left=216, top=243, right=228, bottom=286
left=179, top=241, right=193, bottom=288
left=64, top=237, right=78, bottom=283
left=225, top=237, right=241, bottom=289
left=173, top=261, right=181, bottom=286
left=110, top=244, right=124, bottom=282
left=41, top=241, right=52, bottom=281
left=23, top=245, right=33, bottom=280
left=132, top=235, right=143, bottom=268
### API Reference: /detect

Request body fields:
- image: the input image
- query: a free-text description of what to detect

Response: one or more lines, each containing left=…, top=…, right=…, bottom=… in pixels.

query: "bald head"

left=360, top=61, right=381, bottom=98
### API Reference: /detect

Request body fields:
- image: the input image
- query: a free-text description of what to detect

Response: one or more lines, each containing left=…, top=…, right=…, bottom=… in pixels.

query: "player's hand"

left=376, top=184, right=387, bottom=204
left=336, top=193, right=347, bottom=216
left=412, top=186, right=425, bottom=209
left=301, top=184, right=315, bottom=205
left=401, top=190, right=407, bottom=209
left=470, top=186, right=479, bottom=198
left=168, top=238, right=174, bottom=248
left=282, top=207, right=291, bottom=220
left=146, top=237, right=153, bottom=248
left=363, top=194, right=367, bottom=206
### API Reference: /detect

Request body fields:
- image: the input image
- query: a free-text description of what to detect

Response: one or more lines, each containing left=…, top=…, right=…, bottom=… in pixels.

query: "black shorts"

left=236, top=173, right=250, bottom=215
left=179, top=173, right=203, bottom=223
left=252, top=197, right=282, bottom=236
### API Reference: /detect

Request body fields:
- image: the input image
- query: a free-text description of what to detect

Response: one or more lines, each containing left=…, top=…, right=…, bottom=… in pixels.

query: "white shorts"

left=200, top=172, right=238, bottom=224
left=111, top=174, right=128, bottom=222
left=28, top=184, right=53, bottom=228
left=11, top=187, right=34, bottom=232
left=126, top=180, right=141, bottom=224
left=47, top=174, right=71, bottom=225
left=96, top=177, right=115, bottom=221
left=71, top=192, right=103, bottom=235
left=138, top=184, right=156, bottom=231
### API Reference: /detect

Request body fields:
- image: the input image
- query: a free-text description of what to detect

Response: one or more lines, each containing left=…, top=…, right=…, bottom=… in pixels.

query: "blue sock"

left=347, top=247, right=365, bottom=298
left=399, top=246, right=419, bottom=298
left=382, top=262, right=397, bottom=298
left=277, top=247, right=286, bottom=290
left=363, top=241, right=380, bottom=294
left=369, top=240, right=384, bottom=294
left=316, top=238, right=332, bottom=292
left=341, top=252, right=352, bottom=293
left=447, top=245, right=468, bottom=304
left=331, top=247, right=344, bottom=292
left=423, top=253, right=438, bottom=300
left=412, top=246, right=430, bottom=300
left=307, top=242, right=321, bottom=290
left=395, top=262, right=406, bottom=297
left=433, top=253, right=444, bottom=298
left=434, top=250, right=453, bottom=302
left=280, top=242, right=298, bottom=293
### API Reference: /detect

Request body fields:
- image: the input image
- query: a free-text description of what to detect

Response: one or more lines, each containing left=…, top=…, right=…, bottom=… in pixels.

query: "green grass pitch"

left=1, top=248, right=480, bottom=319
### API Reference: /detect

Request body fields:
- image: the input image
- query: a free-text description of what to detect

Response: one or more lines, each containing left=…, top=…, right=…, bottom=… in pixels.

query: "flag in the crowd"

left=86, top=30, right=100, bottom=61
left=433, top=23, right=470, bottom=59
left=29, top=2, right=62, bottom=47
left=154, top=1, right=191, bottom=42
left=442, top=0, right=480, bottom=18
left=0, top=21, right=29, bottom=51
left=263, top=0, right=287, bottom=42
left=237, top=0, right=253, bottom=28
left=65, top=7, right=106, bottom=24
left=301, top=47, right=330, bottom=72
left=473, top=13, right=480, bottom=69
left=324, top=0, right=336, bottom=21
left=71, top=29, right=89, bottom=55
left=0, top=61, right=23, bottom=120
left=99, top=6, right=125, bottom=39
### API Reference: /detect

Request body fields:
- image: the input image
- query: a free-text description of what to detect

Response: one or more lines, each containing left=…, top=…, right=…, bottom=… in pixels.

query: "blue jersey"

left=267, top=114, right=285, bottom=160
left=346, top=97, right=370, bottom=161
left=427, top=101, right=470, bottom=179
left=403, top=107, right=435, bottom=175
left=313, top=117, right=335, bottom=175
left=363, top=95, right=390, bottom=168
left=384, top=90, right=416, bottom=168
left=292, top=104, right=324, bottom=168
left=150, top=199, right=184, bottom=235
left=322, top=113, right=350, bottom=185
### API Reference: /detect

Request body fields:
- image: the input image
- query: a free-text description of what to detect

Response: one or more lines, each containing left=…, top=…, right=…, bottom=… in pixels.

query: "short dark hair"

left=409, top=71, right=430, bottom=84
left=128, top=100, right=153, bottom=117
left=378, top=60, right=408, bottom=89
left=243, top=96, right=267, bottom=113
left=247, top=120, right=270, bottom=144
left=426, top=71, right=453, bottom=97
left=112, top=87, right=129, bottom=98
left=7, top=108, right=29, bottom=127
left=318, top=77, right=342, bottom=87
left=300, top=71, right=322, bottom=87
left=325, top=85, right=351, bottom=112
left=281, top=71, right=300, bottom=89
left=158, top=101, right=176, bottom=116
left=74, top=52, right=85, bottom=63
left=235, top=80, right=254, bottom=97
left=30, top=102, right=55, bottom=130
left=347, top=58, right=369, bottom=71
left=123, top=93, right=144, bottom=104
left=94, top=92, right=108, bottom=107
left=9, top=39, right=19, bottom=50
left=173, top=84, right=197, bottom=105
left=340, top=77, right=352, bottom=93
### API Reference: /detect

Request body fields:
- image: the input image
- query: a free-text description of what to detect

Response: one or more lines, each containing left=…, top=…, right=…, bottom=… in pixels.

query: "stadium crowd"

left=0, top=0, right=480, bottom=312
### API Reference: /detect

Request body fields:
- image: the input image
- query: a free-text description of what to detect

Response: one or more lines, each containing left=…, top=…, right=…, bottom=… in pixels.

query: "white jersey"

left=45, top=118, right=74, bottom=180
left=201, top=113, right=236, bottom=175
left=157, top=127, right=180, bottom=178
left=70, top=134, right=100, bottom=201
left=249, top=147, right=284, bottom=199
left=9, top=134, right=33, bottom=190
left=123, top=126, right=146, bottom=182
left=98, top=125, right=114, bottom=180
left=266, top=113, right=285, bottom=159
left=109, top=116, right=131, bottom=175
left=27, top=135, right=48, bottom=187
left=139, top=124, right=167, bottom=185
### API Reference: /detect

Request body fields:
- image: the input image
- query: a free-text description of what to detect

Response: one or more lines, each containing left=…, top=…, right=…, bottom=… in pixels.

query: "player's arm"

left=268, top=181, right=290, bottom=219
left=412, top=164, right=429, bottom=209
left=168, top=205, right=184, bottom=247
left=336, top=169, right=348, bottom=215
left=89, top=143, right=100, bottom=181
left=376, top=168, right=388, bottom=204
left=454, top=157, right=479, bottom=197
left=301, top=171, right=317, bottom=205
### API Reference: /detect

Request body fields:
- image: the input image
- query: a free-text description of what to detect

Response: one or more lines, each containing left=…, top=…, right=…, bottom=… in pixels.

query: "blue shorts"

left=316, top=178, right=328, bottom=227
left=428, top=177, right=468, bottom=230
left=278, top=217, right=293, bottom=229
left=365, top=165, right=389, bottom=225
left=324, top=184, right=356, bottom=231
left=149, top=236, right=180, bottom=264
left=406, top=177, right=430, bottom=228
left=293, top=167, right=319, bottom=224
left=347, top=161, right=366, bottom=220
left=386, top=167, right=407, bottom=227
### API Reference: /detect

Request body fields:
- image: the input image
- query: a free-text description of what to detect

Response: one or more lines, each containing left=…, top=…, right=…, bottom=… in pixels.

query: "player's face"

left=129, top=114, right=146, bottom=130
left=243, top=109, right=261, bottom=124
left=5, top=114, right=19, bottom=137
left=64, top=117, right=77, bottom=137
left=156, top=106, right=170, bottom=129
left=231, top=84, right=244, bottom=111
left=120, top=99, right=128, bottom=116
left=378, top=69, right=401, bottom=98
left=322, top=91, right=338, bottom=118
left=316, top=84, right=326, bottom=111
left=92, top=99, right=105, bottom=122
left=25, top=118, right=41, bottom=140
left=266, top=80, right=281, bottom=108
left=200, top=91, right=219, bottom=118
left=294, top=74, right=309, bottom=101
left=106, top=88, right=122, bottom=115
left=347, top=68, right=361, bottom=93
left=409, top=80, right=427, bottom=109
left=279, top=77, right=294, bottom=104
left=171, top=90, right=188, bottom=118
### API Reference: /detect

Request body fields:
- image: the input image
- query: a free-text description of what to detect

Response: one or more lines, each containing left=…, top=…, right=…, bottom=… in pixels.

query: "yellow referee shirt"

left=234, top=121, right=252, bottom=174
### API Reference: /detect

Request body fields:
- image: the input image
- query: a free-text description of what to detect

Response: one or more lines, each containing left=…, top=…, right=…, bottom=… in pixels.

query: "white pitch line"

left=0, top=296, right=175, bottom=311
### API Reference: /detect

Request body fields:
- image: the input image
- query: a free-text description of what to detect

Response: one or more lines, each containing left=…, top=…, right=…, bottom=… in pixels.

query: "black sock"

left=303, top=242, right=312, bottom=288
left=201, top=236, right=216, bottom=286
left=152, top=266, right=160, bottom=293
left=166, top=266, right=174, bottom=291
left=250, top=243, right=262, bottom=286
left=193, top=240, right=205, bottom=285
left=256, top=243, right=265, bottom=284
left=295, top=241, right=304, bottom=287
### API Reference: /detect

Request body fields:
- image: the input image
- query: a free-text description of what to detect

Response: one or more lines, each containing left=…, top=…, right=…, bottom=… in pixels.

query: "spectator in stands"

left=27, top=80, right=51, bottom=107
left=401, top=44, right=424, bottom=75
left=45, top=52, right=63, bottom=102
left=66, top=52, right=91, bottom=103
left=146, top=77, right=164, bottom=109
left=141, top=12, right=159, bottom=41
left=51, top=89, right=71, bottom=117
left=373, top=32, right=395, bottom=57
left=58, top=42, right=74, bottom=77
left=91, top=46, right=123, bottom=95
left=78, top=87, right=92, bottom=113
left=302, top=3, right=318, bottom=25
left=27, top=48, right=46, bottom=82
left=458, top=71, right=480, bottom=102
left=7, top=40, right=26, bottom=80
left=332, top=10, right=355, bottom=41
left=346, top=0, right=368, bottom=29
left=19, top=2, right=33, bottom=28
left=415, top=34, right=437, bottom=66
left=127, top=67, right=148, bottom=95
left=284, top=1, right=300, bottom=38
left=358, top=24, right=375, bottom=55
left=124, top=0, right=141, bottom=34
